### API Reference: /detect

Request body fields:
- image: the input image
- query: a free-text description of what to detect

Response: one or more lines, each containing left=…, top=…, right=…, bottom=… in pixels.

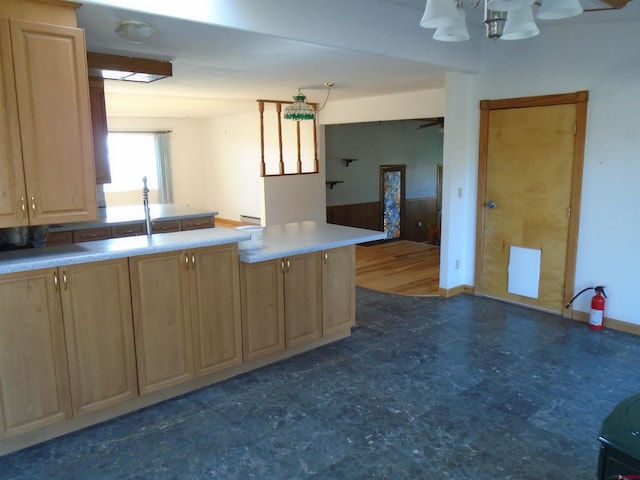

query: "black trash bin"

left=598, top=393, right=640, bottom=479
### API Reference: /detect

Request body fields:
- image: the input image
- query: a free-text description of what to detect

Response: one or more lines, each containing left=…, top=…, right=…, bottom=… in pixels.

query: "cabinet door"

left=0, top=19, right=27, bottom=228
left=60, top=259, right=138, bottom=416
left=190, top=245, right=243, bottom=376
left=284, top=252, right=323, bottom=348
left=130, top=251, right=195, bottom=394
left=88, top=77, right=111, bottom=184
left=240, top=259, right=285, bottom=361
left=322, top=246, right=356, bottom=335
left=11, top=19, right=97, bottom=225
left=0, top=269, right=71, bottom=439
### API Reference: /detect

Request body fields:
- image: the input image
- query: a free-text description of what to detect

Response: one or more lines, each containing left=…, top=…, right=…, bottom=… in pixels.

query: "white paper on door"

left=507, top=246, right=541, bottom=298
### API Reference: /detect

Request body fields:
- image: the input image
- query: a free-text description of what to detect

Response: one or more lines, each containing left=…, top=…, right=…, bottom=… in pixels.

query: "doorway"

left=474, top=91, right=588, bottom=314
left=380, top=165, right=406, bottom=240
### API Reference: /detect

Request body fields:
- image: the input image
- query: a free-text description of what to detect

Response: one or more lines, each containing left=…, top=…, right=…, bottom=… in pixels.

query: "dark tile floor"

left=2, top=289, right=640, bottom=479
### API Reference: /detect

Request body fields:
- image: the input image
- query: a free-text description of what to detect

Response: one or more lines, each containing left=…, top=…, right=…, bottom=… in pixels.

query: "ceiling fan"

left=417, top=117, right=445, bottom=130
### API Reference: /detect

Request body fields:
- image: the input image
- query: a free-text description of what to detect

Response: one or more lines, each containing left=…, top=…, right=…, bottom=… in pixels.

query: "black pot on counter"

left=0, top=225, right=49, bottom=250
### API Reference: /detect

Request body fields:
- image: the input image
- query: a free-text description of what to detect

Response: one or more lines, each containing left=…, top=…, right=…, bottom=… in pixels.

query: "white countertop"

left=0, top=228, right=248, bottom=274
left=237, top=221, right=385, bottom=263
left=0, top=222, right=386, bottom=274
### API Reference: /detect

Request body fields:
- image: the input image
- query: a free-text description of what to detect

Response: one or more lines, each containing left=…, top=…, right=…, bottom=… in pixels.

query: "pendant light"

left=433, top=7, right=470, bottom=41
left=501, top=6, right=539, bottom=40
left=420, top=0, right=460, bottom=28
left=283, top=90, right=315, bottom=121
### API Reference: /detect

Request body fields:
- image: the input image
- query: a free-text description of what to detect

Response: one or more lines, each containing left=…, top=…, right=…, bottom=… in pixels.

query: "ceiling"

left=75, top=0, right=639, bottom=117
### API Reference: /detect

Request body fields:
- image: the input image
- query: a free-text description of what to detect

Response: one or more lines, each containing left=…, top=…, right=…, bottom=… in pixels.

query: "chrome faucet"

left=142, top=176, right=152, bottom=236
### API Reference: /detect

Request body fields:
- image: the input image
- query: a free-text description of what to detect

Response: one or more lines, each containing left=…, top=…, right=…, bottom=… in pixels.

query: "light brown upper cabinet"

left=88, top=77, right=111, bottom=184
left=0, top=18, right=97, bottom=228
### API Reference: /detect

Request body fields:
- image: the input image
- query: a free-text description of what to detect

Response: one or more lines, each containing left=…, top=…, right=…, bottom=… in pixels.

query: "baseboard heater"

left=240, top=215, right=261, bottom=225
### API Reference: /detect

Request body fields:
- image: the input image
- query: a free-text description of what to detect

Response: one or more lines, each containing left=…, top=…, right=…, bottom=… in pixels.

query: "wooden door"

left=380, top=165, right=406, bottom=240
left=10, top=19, right=96, bottom=225
left=240, top=259, right=285, bottom=361
left=130, top=251, right=194, bottom=394
left=0, top=19, right=27, bottom=228
left=284, top=252, right=323, bottom=348
left=190, top=245, right=243, bottom=376
left=322, top=246, right=355, bottom=336
left=475, top=92, right=588, bottom=313
left=60, top=259, right=138, bottom=416
left=0, top=269, right=72, bottom=438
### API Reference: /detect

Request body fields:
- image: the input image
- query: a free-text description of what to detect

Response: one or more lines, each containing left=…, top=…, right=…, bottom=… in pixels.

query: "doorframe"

left=473, top=91, right=589, bottom=316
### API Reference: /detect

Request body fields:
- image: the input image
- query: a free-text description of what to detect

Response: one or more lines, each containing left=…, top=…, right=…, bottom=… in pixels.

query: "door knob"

left=486, top=200, right=497, bottom=209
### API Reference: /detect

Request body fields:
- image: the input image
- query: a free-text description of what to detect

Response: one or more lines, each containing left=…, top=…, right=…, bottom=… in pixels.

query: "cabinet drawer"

left=46, top=231, right=73, bottom=246
left=151, top=220, right=181, bottom=233
left=73, top=227, right=112, bottom=243
left=182, top=216, right=214, bottom=231
left=112, top=223, right=145, bottom=238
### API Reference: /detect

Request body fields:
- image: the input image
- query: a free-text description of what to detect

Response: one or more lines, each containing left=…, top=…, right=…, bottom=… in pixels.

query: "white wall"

left=439, top=72, right=479, bottom=292
left=203, top=112, right=262, bottom=222
left=106, top=116, right=208, bottom=209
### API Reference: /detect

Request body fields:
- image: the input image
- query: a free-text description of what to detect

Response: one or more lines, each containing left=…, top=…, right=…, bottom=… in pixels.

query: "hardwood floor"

left=356, top=240, right=440, bottom=296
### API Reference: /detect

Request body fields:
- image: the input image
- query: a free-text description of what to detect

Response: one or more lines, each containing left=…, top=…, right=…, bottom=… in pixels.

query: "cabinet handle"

left=30, top=196, right=36, bottom=213
left=20, top=197, right=26, bottom=218
left=62, top=271, right=68, bottom=291
left=324, top=251, right=328, bottom=263
left=184, top=253, right=190, bottom=268
left=53, top=271, right=59, bottom=291
left=281, top=259, right=285, bottom=273
left=191, top=253, right=196, bottom=268
left=286, top=259, right=290, bottom=272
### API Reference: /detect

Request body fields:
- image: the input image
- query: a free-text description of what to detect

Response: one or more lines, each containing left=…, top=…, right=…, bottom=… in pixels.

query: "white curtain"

left=155, top=132, right=173, bottom=203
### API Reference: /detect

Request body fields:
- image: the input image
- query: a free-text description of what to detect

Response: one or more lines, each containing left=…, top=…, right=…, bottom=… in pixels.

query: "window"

left=103, top=131, right=173, bottom=206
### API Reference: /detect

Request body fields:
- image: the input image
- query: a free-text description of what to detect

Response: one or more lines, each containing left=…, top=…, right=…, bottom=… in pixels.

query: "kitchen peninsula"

left=0, top=221, right=384, bottom=455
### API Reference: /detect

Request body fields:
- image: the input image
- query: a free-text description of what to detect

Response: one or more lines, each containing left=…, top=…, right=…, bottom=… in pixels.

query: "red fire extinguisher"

left=589, top=286, right=607, bottom=330
left=565, top=285, right=607, bottom=330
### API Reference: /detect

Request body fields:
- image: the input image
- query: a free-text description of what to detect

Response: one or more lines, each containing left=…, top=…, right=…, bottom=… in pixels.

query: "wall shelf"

left=326, top=181, right=344, bottom=189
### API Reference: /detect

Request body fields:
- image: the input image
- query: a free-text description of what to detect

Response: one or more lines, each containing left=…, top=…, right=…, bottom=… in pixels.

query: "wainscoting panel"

left=405, top=197, right=437, bottom=243
left=326, top=202, right=381, bottom=232
left=327, top=197, right=437, bottom=243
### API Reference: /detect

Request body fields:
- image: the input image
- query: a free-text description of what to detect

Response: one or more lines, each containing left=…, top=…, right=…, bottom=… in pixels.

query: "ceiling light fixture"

left=115, top=20, right=157, bottom=44
left=283, top=82, right=333, bottom=121
left=420, top=0, right=597, bottom=42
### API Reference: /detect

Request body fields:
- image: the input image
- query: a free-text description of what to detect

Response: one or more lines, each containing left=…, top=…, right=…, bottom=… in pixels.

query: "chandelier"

left=420, top=0, right=586, bottom=41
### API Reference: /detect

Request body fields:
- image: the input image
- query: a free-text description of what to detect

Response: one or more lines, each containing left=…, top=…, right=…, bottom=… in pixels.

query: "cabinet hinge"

left=573, top=122, right=577, bottom=135
left=567, top=206, right=571, bottom=219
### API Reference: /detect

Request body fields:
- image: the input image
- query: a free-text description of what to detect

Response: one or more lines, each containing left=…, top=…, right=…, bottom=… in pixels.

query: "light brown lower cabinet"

left=240, top=246, right=354, bottom=362
left=129, top=244, right=242, bottom=395
left=0, top=243, right=353, bottom=448
left=60, top=259, right=138, bottom=416
left=240, top=258, right=286, bottom=361
left=0, top=258, right=137, bottom=439
left=322, top=246, right=356, bottom=335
